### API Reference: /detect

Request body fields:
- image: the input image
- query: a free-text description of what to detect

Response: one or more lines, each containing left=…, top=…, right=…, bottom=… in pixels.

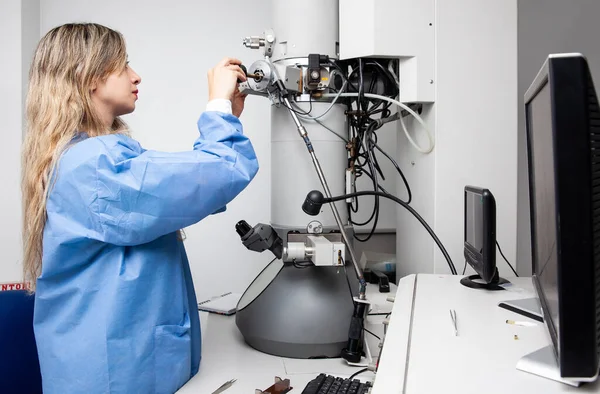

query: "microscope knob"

left=235, top=220, right=252, bottom=237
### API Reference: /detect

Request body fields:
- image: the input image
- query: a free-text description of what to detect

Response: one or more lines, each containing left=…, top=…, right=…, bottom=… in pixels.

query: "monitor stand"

left=517, top=345, right=581, bottom=387
left=497, top=297, right=543, bottom=323
left=460, top=274, right=509, bottom=291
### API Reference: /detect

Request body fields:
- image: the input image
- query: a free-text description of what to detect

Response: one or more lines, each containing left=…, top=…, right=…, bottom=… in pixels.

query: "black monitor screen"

left=525, top=54, right=599, bottom=379
left=527, top=81, right=560, bottom=336
left=465, top=190, right=483, bottom=253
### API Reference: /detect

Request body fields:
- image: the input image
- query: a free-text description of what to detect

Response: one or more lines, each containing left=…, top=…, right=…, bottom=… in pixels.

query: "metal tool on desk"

left=449, top=309, right=457, bottom=336
left=211, top=378, right=236, bottom=394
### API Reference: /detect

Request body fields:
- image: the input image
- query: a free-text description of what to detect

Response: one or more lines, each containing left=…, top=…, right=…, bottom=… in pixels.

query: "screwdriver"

left=239, top=64, right=260, bottom=81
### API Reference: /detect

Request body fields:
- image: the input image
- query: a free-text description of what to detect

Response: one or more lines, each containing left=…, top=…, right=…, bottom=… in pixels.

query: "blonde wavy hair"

left=22, top=23, right=128, bottom=288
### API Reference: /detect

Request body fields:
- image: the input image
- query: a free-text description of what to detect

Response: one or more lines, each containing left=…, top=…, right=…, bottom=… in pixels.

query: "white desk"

left=372, top=274, right=600, bottom=393
left=177, top=284, right=395, bottom=393
left=179, top=274, right=600, bottom=393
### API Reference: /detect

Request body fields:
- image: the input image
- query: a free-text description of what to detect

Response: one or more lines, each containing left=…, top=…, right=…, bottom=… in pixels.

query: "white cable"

left=321, top=93, right=435, bottom=154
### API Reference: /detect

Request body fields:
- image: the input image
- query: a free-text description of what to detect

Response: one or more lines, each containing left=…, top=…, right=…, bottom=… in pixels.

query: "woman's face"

left=92, top=63, right=141, bottom=118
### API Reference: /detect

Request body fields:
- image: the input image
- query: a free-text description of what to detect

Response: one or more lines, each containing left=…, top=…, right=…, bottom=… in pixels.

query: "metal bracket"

left=242, top=28, right=276, bottom=58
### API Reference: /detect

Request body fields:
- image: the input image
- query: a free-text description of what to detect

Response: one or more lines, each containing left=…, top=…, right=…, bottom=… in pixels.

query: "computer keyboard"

left=301, top=373, right=372, bottom=394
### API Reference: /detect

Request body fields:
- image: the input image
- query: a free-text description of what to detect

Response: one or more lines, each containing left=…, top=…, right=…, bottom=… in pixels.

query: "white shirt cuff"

left=206, top=99, right=232, bottom=115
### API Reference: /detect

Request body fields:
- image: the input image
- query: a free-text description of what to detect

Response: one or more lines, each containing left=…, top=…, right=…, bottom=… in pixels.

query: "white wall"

left=0, top=0, right=22, bottom=283
left=0, top=0, right=39, bottom=284
left=397, top=1, right=519, bottom=278
left=516, top=0, right=600, bottom=276
left=40, top=0, right=273, bottom=301
left=22, top=0, right=40, bottom=130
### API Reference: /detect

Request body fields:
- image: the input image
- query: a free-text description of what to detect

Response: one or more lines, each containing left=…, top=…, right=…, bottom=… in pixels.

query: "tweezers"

left=212, top=378, right=237, bottom=394
left=450, top=309, right=457, bottom=336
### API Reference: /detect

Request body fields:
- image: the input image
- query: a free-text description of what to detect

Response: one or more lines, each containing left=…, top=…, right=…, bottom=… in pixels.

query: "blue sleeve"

left=55, top=112, right=258, bottom=246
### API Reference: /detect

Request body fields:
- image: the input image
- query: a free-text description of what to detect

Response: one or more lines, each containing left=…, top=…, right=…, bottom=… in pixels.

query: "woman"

left=21, top=23, right=258, bottom=393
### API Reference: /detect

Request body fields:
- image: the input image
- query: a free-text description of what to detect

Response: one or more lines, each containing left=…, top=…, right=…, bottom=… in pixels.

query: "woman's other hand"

left=232, top=89, right=247, bottom=118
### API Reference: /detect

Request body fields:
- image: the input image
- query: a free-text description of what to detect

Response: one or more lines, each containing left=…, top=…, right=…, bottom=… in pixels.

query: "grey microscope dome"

left=235, top=259, right=358, bottom=359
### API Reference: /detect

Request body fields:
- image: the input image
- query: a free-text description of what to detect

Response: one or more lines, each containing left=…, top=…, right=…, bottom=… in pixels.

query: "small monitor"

left=461, top=186, right=508, bottom=290
left=521, top=53, right=600, bottom=384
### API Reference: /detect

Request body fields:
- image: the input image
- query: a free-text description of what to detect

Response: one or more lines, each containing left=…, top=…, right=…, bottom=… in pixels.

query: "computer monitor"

left=461, top=186, right=509, bottom=290
left=521, top=53, right=599, bottom=385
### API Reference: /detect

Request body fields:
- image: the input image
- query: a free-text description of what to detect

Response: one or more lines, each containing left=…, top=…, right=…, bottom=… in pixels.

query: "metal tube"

left=282, top=96, right=366, bottom=298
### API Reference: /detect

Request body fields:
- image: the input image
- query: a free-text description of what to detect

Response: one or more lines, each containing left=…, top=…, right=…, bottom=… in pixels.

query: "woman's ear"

left=90, top=77, right=99, bottom=93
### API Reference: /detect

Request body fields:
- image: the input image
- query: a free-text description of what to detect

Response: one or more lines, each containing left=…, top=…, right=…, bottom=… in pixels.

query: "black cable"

left=352, top=199, right=379, bottom=243
left=364, top=60, right=399, bottom=96
left=350, top=125, right=381, bottom=237
left=496, top=240, right=519, bottom=277
left=346, top=60, right=398, bottom=100
left=280, top=93, right=313, bottom=116
left=360, top=170, right=391, bottom=194
left=328, top=60, right=359, bottom=92
left=462, top=260, right=468, bottom=275
left=352, top=122, right=403, bottom=240
left=358, top=59, right=365, bottom=112
left=324, top=191, right=457, bottom=274
left=353, top=125, right=381, bottom=243
left=348, top=368, right=369, bottom=380
left=373, top=141, right=412, bottom=204
left=349, top=167, right=394, bottom=231
left=359, top=62, right=396, bottom=117
left=349, top=178, right=360, bottom=213
left=368, top=73, right=376, bottom=103
left=340, top=60, right=403, bottom=243
left=349, top=193, right=378, bottom=227
left=292, top=260, right=313, bottom=269
left=363, top=328, right=381, bottom=341
left=367, top=129, right=385, bottom=181
left=341, top=258, right=355, bottom=302
left=281, top=100, right=307, bottom=116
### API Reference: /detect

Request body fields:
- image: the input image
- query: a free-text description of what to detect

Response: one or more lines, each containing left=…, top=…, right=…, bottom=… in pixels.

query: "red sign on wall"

left=0, top=282, right=32, bottom=291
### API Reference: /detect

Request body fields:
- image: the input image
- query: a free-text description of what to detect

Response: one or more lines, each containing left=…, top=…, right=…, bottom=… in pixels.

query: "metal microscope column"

left=269, top=0, right=347, bottom=232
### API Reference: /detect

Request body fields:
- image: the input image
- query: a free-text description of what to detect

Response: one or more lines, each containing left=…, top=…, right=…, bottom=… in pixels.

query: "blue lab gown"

left=33, top=111, right=258, bottom=394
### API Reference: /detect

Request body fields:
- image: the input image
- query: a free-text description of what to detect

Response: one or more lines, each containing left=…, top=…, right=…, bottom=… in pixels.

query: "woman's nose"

left=130, top=68, right=141, bottom=85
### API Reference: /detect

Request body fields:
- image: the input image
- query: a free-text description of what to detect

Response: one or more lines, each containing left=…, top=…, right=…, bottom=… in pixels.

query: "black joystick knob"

left=238, top=64, right=248, bottom=83
left=235, top=220, right=252, bottom=237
